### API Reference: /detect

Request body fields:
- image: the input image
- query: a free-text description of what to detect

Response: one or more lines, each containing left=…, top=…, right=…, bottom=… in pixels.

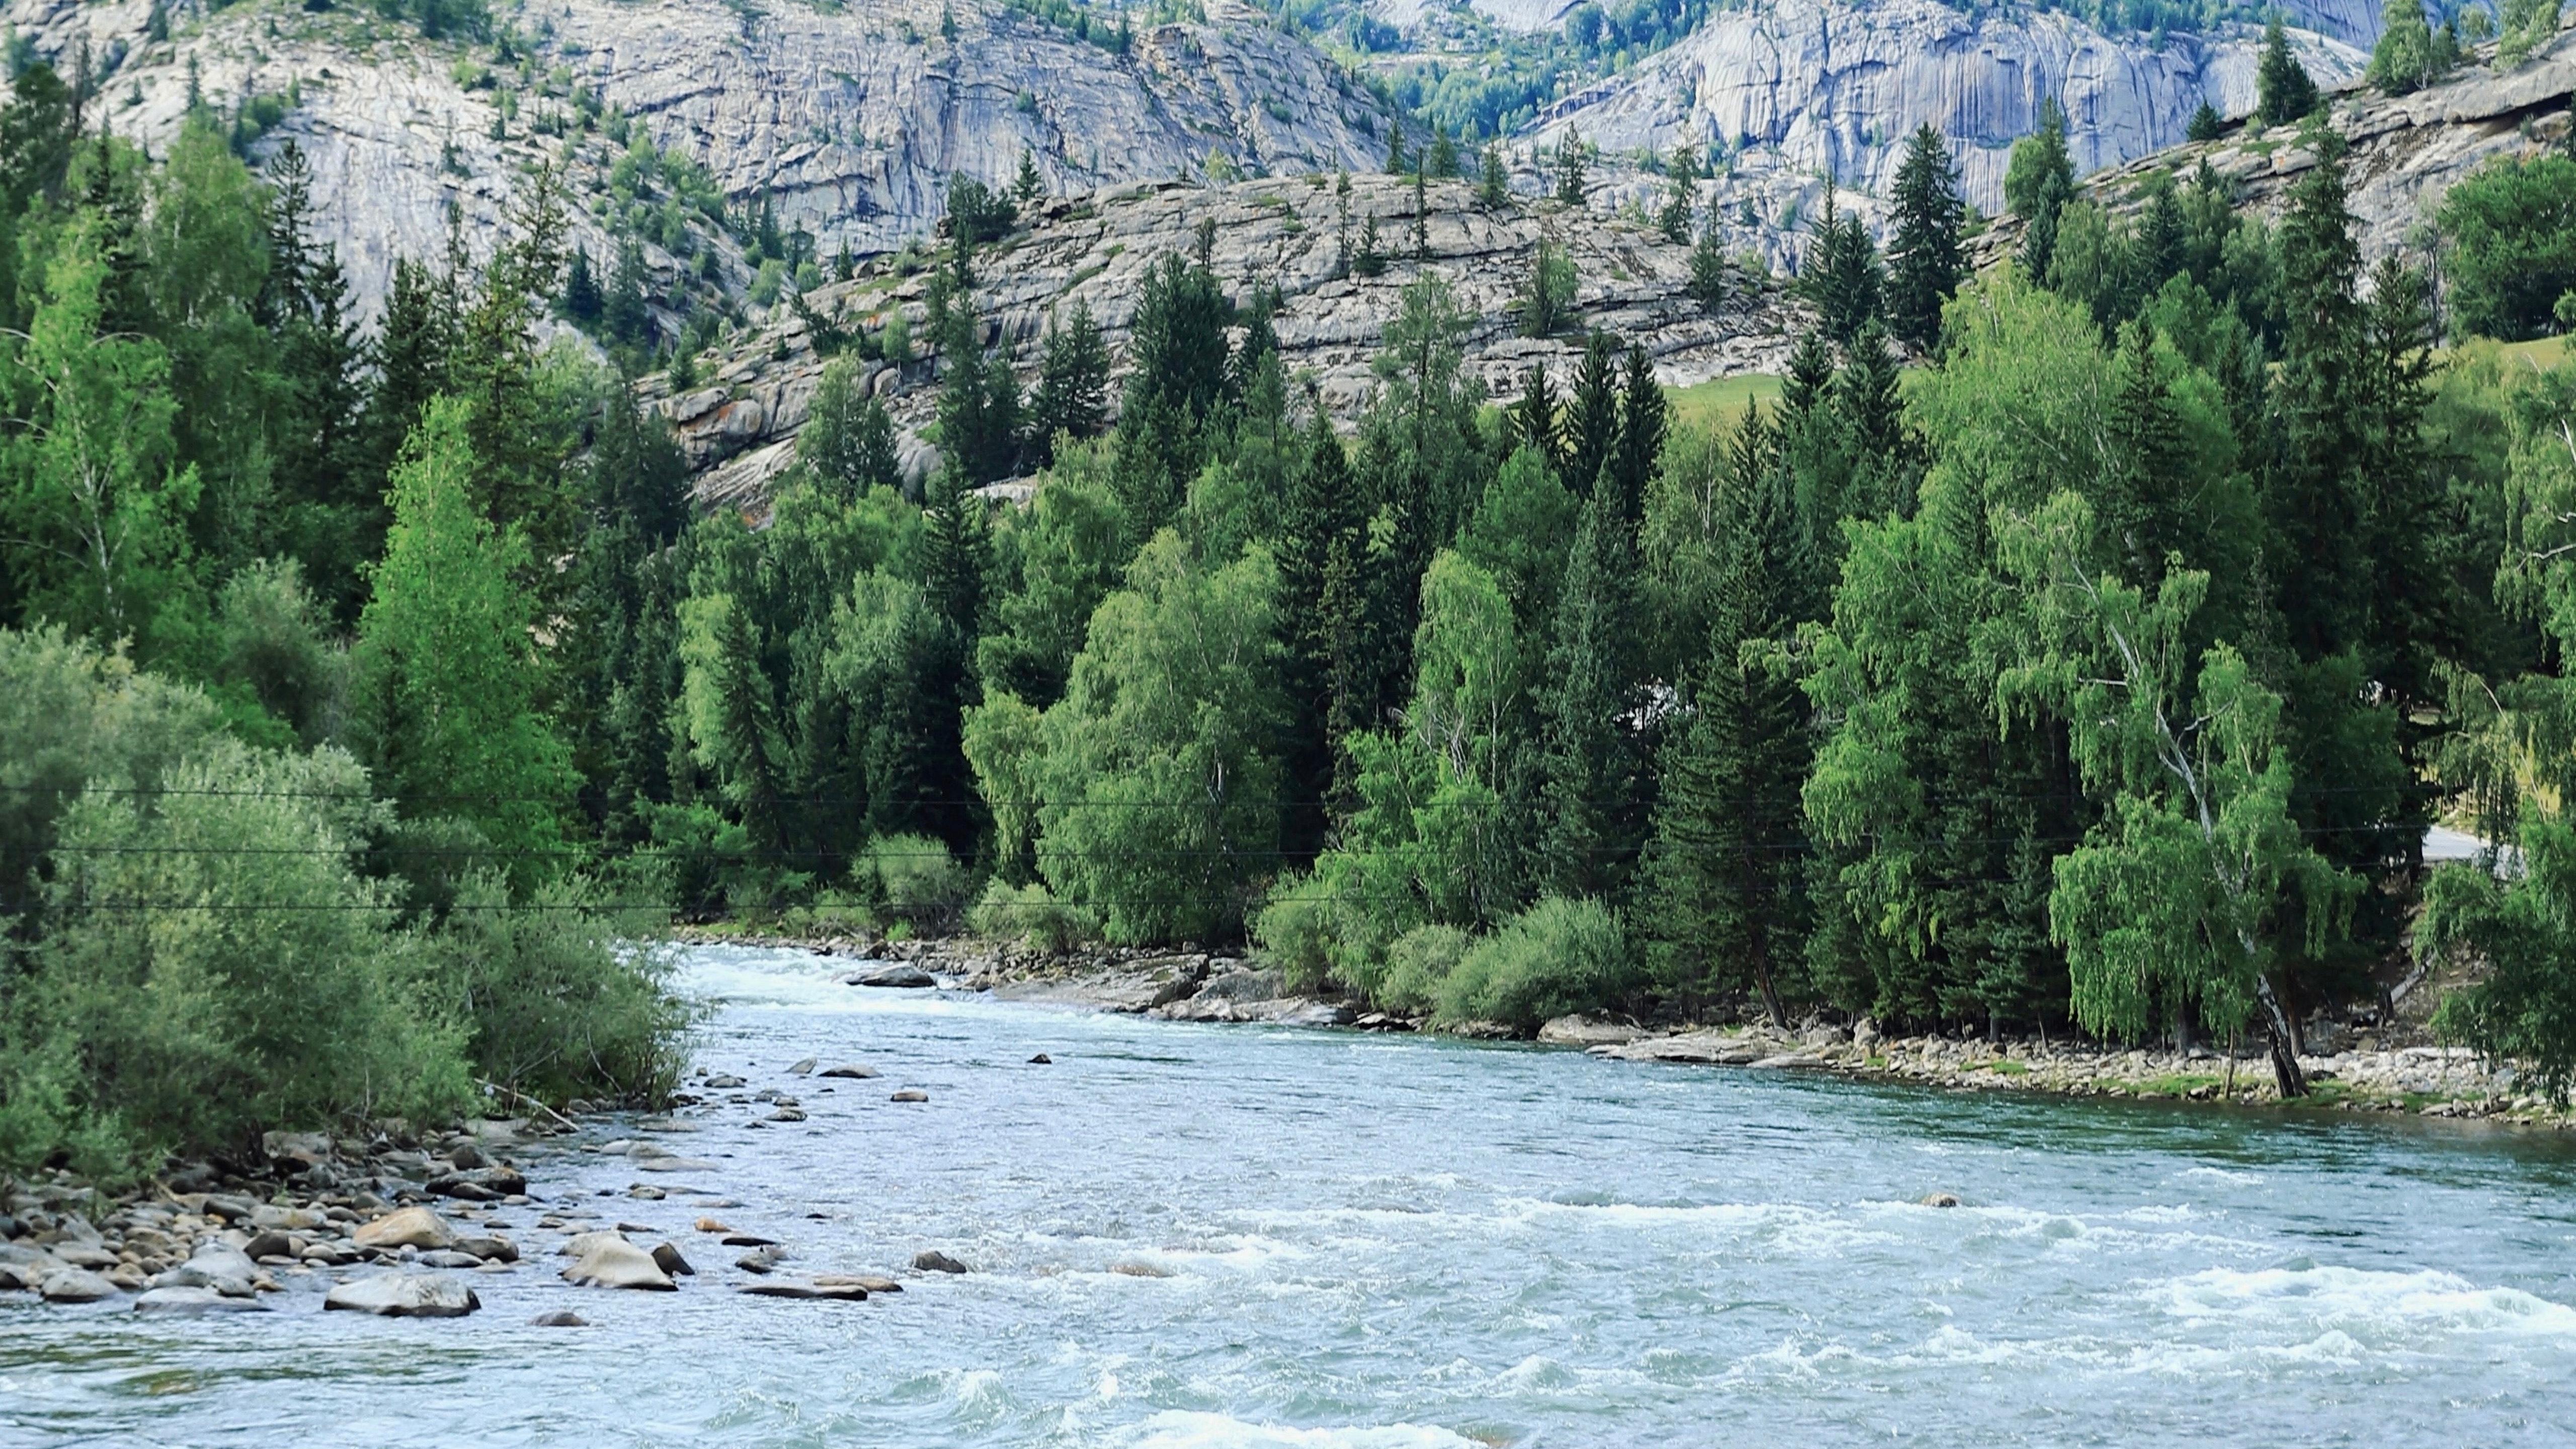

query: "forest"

left=6, top=42, right=2576, bottom=1180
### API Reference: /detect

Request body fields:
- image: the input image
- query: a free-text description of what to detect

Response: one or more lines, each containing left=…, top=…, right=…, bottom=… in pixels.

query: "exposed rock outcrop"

left=1974, top=30, right=2576, bottom=269
left=657, top=172, right=1810, bottom=509
left=1, top=0, right=1404, bottom=310
left=1528, top=0, right=2369, bottom=253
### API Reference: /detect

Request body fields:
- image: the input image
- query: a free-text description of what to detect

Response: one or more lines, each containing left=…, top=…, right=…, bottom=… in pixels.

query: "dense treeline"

left=0, top=68, right=689, bottom=1180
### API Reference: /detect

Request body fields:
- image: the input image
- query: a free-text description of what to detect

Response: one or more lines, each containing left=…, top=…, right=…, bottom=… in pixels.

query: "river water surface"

left=8, top=943, right=2576, bottom=1446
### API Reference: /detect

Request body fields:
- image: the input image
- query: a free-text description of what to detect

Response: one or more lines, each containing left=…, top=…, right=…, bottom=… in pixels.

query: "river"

left=7, top=942, right=2576, bottom=1446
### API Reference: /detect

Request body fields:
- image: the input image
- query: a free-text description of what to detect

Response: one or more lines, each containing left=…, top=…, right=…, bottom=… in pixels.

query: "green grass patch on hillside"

left=1664, top=373, right=1784, bottom=432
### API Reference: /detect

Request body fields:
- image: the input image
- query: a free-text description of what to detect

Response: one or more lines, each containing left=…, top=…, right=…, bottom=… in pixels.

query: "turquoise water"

left=7, top=942, right=2576, bottom=1446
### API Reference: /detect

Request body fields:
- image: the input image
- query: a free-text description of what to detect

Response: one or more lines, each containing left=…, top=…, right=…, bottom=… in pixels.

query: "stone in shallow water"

left=815, top=1274, right=901, bottom=1294
left=739, top=1280, right=868, bottom=1301
left=324, top=1273, right=479, bottom=1318
left=890, top=1090, right=929, bottom=1103
left=135, top=1285, right=270, bottom=1315
left=843, top=962, right=937, bottom=988
left=1919, top=1193, right=1961, bottom=1208
left=817, top=1063, right=879, bottom=1079
left=352, top=1206, right=457, bottom=1251
left=416, top=1250, right=488, bottom=1270
left=561, top=1238, right=676, bottom=1291
left=529, top=1310, right=589, bottom=1327
left=786, top=1058, right=817, bottom=1075
left=651, top=1243, right=695, bottom=1276
left=912, top=1250, right=969, bottom=1275
left=39, top=1267, right=119, bottom=1303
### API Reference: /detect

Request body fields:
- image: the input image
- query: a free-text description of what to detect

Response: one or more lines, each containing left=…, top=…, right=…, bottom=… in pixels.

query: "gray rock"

left=1028, top=1054, right=1052, bottom=1065
left=1538, top=1015, right=1646, bottom=1048
left=703, top=1074, right=747, bottom=1089
left=561, top=1238, right=677, bottom=1291
left=846, top=963, right=937, bottom=989
left=739, top=1280, right=869, bottom=1301
left=890, top=1090, right=930, bottom=1103
left=248, top=1204, right=327, bottom=1231
left=134, top=1285, right=270, bottom=1315
left=912, top=1250, right=970, bottom=1275
left=242, top=1230, right=297, bottom=1261
left=786, top=1058, right=818, bottom=1076
left=818, top=1064, right=880, bottom=1079
left=1919, top=1193, right=1963, bottom=1209
left=529, top=1310, right=590, bottom=1326
left=352, top=1205, right=457, bottom=1251
left=324, top=1272, right=481, bottom=1318
left=456, top=1236, right=519, bottom=1263
left=416, top=1250, right=488, bottom=1269
left=39, top=1268, right=119, bottom=1304
left=650, top=1242, right=696, bottom=1276
left=1196, top=968, right=1287, bottom=1004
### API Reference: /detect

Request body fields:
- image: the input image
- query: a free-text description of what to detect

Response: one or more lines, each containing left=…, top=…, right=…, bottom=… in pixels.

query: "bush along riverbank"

left=686, top=926, right=2574, bottom=1130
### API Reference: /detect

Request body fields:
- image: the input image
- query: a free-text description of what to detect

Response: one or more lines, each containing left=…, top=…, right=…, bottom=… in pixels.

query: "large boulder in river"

left=353, top=1205, right=457, bottom=1251
left=843, top=962, right=936, bottom=988
left=38, top=1267, right=119, bottom=1303
left=152, top=1242, right=261, bottom=1297
left=562, top=1237, right=677, bottom=1291
left=135, top=1285, right=270, bottom=1315
left=325, top=1272, right=481, bottom=1318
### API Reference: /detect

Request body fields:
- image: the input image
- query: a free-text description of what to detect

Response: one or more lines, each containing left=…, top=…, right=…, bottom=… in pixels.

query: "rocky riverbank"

left=683, top=926, right=2571, bottom=1130
left=0, top=1088, right=961, bottom=1315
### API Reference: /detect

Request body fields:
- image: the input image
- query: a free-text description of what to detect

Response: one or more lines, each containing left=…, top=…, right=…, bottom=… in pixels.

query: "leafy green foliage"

left=2437, top=154, right=2576, bottom=342
left=1434, top=896, right=1632, bottom=1031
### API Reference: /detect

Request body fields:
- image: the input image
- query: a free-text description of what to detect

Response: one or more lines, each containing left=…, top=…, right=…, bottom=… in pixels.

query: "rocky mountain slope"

left=1528, top=0, right=2369, bottom=236
left=1972, top=27, right=2576, bottom=269
left=1, top=0, right=1406, bottom=306
left=653, top=169, right=1809, bottom=509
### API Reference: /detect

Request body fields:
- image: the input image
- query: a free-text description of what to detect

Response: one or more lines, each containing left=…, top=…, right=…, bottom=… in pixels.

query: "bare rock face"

left=1975, top=32, right=2576, bottom=270
left=1, top=0, right=1402, bottom=311
left=1526, top=0, right=2368, bottom=255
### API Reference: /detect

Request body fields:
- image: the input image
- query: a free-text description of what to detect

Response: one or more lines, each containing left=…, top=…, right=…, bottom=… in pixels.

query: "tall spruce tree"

left=1562, top=330, right=1620, bottom=498
left=1026, top=297, right=1109, bottom=465
left=2256, top=17, right=2321, bottom=128
left=1884, top=124, right=1966, bottom=353
left=1641, top=408, right=1806, bottom=1025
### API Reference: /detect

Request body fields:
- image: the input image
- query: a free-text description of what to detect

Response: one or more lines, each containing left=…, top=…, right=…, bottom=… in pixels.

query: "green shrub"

left=1434, top=897, right=1634, bottom=1033
left=1380, top=924, right=1470, bottom=1016
left=861, top=833, right=973, bottom=932
left=2, top=742, right=472, bottom=1181
left=1253, top=870, right=1336, bottom=991
left=968, top=878, right=1098, bottom=952
left=431, top=871, right=694, bottom=1107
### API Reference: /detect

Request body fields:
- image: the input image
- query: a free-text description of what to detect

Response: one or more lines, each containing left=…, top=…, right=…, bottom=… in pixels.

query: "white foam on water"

left=1119, top=1411, right=1487, bottom=1449
left=2176, top=1166, right=2265, bottom=1187
left=2152, top=1263, right=2576, bottom=1340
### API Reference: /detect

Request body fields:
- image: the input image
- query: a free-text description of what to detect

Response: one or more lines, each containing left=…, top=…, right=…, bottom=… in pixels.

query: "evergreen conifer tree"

left=1555, top=137, right=1588, bottom=204
left=1562, top=330, right=1620, bottom=498
left=1687, top=219, right=1729, bottom=314
left=1884, top=124, right=1966, bottom=352
left=1510, top=364, right=1566, bottom=478
left=2188, top=101, right=2225, bottom=142
left=1026, top=297, right=1109, bottom=465
left=1479, top=143, right=1510, bottom=209
left=2256, top=17, right=2320, bottom=128
left=1539, top=491, right=1645, bottom=901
